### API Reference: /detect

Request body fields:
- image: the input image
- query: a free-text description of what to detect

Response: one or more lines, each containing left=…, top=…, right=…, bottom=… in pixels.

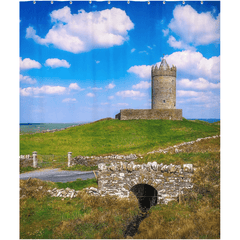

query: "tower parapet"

left=151, top=59, right=176, bottom=77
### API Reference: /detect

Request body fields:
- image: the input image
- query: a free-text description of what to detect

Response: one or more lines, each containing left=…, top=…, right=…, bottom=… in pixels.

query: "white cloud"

left=139, top=50, right=148, bottom=55
left=167, top=35, right=196, bottom=51
left=20, top=57, right=41, bottom=70
left=62, top=98, right=77, bottom=103
left=116, top=90, right=146, bottom=99
left=178, top=78, right=220, bottom=90
left=112, top=103, right=129, bottom=107
left=89, top=87, right=103, bottom=91
left=177, top=90, right=200, bottom=97
left=86, top=92, right=95, bottom=97
left=20, top=82, right=84, bottom=97
left=26, top=7, right=134, bottom=53
left=162, top=29, right=169, bottom=37
left=108, top=96, right=114, bottom=100
left=20, top=74, right=37, bottom=84
left=132, top=81, right=151, bottom=89
left=165, top=50, right=220, bottom=81
left=168, top=5, right=220, bottom=47
left=105, top=83, right=116, bottom=90
left=127, top=65, right=151, bottom=79
left=131, top=48, right=136, bottom=53
left=20, top=85, right=66, bottom=96
left=128, top=50, right=220, bottom=82
left=95, top=60, right=100, bottom=64
left=177, top=90, right=220, bottom=108
left=101, top=102, right=110, bottom=105
left=45, top=58, right=70, bottom=68
left=69, top=83, right=84, bottom=91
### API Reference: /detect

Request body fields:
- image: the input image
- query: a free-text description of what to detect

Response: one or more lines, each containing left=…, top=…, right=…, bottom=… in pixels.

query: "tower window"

left=163, top=100, right=165, bottom=103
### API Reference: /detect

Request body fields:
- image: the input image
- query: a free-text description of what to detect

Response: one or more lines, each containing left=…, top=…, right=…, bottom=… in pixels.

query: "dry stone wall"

left=147, top=135, right=220, bottom=155
left=69, top=153, right=138, bottom=167
left=96, top=161, right=194, bottom=204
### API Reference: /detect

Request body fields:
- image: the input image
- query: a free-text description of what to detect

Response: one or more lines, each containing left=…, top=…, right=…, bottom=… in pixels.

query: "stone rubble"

left=147, top=135, right=220, bottom=155
left=47, top=187, right=80, bottom=198
left=84, top=187, right=100, bottom=196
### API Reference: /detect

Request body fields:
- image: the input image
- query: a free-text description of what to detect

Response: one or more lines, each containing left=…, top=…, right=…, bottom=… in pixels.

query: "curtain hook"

left=33, top=0, right=36, bottom=4
left=182, top=1, right=185, bottom=4
left=163, top=1, right=165, bottom=4
left=201, top=1, right=203, bottom=4
left=108, top=1, right=111, bottom=4
left=127, top=0, right=130, bottom=4
left=89, top=0, right=92, bottom=4
left=148, top=1, right=150, bottom=5
left=70, top=1, right=72, bottom=4
left=51, top=1, right=53, bottom=4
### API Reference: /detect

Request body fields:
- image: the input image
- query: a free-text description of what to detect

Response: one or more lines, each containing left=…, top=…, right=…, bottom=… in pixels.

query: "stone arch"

left=130, top=184, right=158, bottom=212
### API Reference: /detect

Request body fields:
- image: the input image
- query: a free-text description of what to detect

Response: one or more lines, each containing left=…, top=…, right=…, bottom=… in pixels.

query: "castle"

left=115, top=58, right=182, bottom=120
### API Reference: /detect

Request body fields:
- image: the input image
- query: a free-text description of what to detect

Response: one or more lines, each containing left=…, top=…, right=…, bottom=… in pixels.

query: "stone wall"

left=115, top=109, right=182, bottom=121
left=97, top=161, right=194, bottom=204
left=20, top=151, right=38, bottom=168
left=68, top=153, right=138, bottom=167
left=152, top=75, right=176, bottom=110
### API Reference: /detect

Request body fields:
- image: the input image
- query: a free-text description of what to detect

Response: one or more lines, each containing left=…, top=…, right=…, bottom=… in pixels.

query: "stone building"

left=115, top=58, right=182, bottom=120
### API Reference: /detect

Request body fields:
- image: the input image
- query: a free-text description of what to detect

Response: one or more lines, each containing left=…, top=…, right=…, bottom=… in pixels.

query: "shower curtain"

left=19, top=1, right=221, bottom=239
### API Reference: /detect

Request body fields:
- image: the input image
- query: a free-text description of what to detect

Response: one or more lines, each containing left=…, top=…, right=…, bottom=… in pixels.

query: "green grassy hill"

left=20, top=118, right=220, bottom=239
left=20, top=119, right=220, bottom=156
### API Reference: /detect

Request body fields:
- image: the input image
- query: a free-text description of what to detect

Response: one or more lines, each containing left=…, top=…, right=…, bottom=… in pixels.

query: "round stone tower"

left=151, top=58, right=177, bottom=109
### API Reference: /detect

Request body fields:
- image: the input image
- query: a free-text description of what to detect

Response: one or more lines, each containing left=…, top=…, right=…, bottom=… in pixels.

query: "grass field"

left=20, top=119, right=220, bottom=238
left=20, top=118, right=220, bottom=156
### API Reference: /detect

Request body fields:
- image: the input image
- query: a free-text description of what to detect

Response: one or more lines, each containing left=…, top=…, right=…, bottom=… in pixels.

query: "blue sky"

left=19, top=1, right=220, bottom=123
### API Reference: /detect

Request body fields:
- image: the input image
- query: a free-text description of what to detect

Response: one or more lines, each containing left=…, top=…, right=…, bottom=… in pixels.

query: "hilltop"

left=20, top=118, right=220, bottom=157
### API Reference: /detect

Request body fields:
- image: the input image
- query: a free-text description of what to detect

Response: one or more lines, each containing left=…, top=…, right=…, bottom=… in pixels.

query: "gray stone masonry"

left=115, top=109, right=182, bottom=120
left=96, top=161, right=194, bottom=204
left=69, top=153, right=138, bottom=167
left=20, top=152, right=38, bottom=168
left=115, top=58, right=182, bottom=120
left=151, top=59, right=177, bottom=109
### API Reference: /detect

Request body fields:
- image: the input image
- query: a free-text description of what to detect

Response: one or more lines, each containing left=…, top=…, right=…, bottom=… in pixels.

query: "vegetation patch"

left=20, top=119, right=220, bottom=157
left=20, top=152, right=220, bottom=239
